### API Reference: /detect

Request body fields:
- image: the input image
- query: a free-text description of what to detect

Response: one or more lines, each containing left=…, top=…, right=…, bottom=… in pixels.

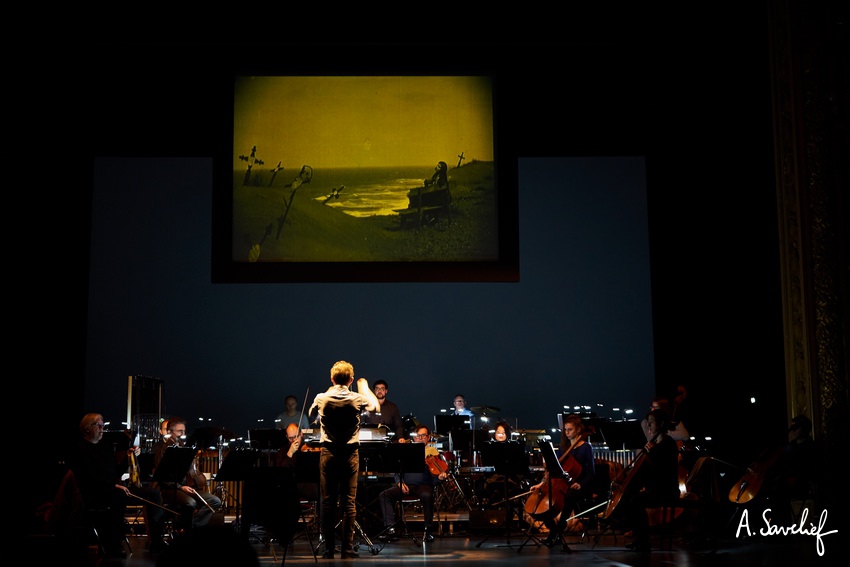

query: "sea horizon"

left=238, top=165, right=440, bottom=218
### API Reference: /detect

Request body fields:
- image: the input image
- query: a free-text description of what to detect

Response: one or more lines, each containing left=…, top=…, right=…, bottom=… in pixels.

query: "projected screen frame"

left=212, top=72, right=518, bottom=283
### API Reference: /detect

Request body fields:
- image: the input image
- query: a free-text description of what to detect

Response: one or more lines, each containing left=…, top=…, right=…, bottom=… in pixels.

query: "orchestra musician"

left=378, top=425, right=448, bottom=543
left=641, top=397, right=689, bottom=442
left=615, top=408, right=679, bottom=552
left=527, top=413, right=595, bottom=551
left=360, top=379, right=406, bottom=441
left=451, top=394, right=475, bottom=418
left=151, top=416, right=222, bottom=534
left=275, top=422, right=320, bottom=502
left=308, top=361, right=380, bottom=560
left=276, top=394, right=311, bottom=430
left=475, top=421, right=523, bottom=506
left=66, top=413, right=167, bottom=558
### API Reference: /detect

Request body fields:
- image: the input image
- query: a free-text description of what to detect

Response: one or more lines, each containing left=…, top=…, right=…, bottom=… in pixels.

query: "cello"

left=603, top=434, right=659, bottom=520
left=728, top=446, right=784, bottom=504
left=524, top=437, right=583, bottom=519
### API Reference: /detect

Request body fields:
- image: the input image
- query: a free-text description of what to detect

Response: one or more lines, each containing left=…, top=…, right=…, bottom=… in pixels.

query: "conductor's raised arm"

left=356, top=377, right=380, bottom=413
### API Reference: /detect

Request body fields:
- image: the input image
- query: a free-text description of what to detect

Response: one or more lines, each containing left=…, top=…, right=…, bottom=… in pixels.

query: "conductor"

left=309, top=361, right=380, bottom=559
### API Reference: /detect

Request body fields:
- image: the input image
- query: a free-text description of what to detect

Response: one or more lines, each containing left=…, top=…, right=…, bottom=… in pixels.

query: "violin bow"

left=298, top=386, right=310, bottom=429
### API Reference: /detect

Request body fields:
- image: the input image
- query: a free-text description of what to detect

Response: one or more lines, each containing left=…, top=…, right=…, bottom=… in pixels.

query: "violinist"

left=616, top=408, right=679, bottom=552
left=527, top=413, right=595, bottom=550
left=151, top=416, right=222, bottom=534
left=275, top=422, right=320, bottom=500
left=378, top=425, right=447, bottom=543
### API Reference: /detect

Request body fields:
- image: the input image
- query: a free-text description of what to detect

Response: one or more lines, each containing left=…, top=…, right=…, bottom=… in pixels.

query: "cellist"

left=151, top=416, right=222, bottom=533
left=616, top=408, right=679, bottom=552
left=527, top=414, right=595, bottom=550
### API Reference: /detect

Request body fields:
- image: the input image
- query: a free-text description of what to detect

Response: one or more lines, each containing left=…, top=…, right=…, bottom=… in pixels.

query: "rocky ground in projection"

left=234, top=161, right=498, bottom=262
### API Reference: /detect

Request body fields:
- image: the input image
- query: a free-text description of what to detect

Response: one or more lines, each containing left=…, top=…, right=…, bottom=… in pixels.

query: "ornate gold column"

left=768, top=0, right=849, bottom=512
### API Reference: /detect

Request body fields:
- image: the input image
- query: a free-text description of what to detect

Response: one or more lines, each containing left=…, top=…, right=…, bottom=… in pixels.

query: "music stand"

left=476, top=441, right=528, bottom=547
left=249, top=428, right=288, bottom=450
left=449, top=428, right=489, bottom=468
left=372, top=443, right=426, bottom=546
left=433, top=415, right=469, bottom=436
left=152, top=446, right=196, bottom=484
left=216, top=449, right=260, bottom=535
left=101, top=430, right=133, bottom=455
left=517, top=441, right=569, bottom=553
left=598, top=420, right=645, bottom=452
left=249, top=429, right=288, bottom=467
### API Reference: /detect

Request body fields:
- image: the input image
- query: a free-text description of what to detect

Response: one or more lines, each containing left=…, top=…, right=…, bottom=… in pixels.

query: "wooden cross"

left=457, top=152, right=465, bottom=168
left=269, top=161, right=284, bottom=187
left=238, top=145, right=265, bottom=186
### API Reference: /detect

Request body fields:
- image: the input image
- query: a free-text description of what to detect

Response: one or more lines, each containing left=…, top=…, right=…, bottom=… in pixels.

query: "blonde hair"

left=330, top=360, right=354, bottom=385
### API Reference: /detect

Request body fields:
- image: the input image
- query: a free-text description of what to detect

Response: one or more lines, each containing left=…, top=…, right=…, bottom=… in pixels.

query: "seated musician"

left=527, top=413, right=595, bottom=551
left=476, top=421, right=523, bottom=506
left=360, top=379, right=406, bottom=442
left=151, top=416, right=222, bottom=533
left=616, top=408, right=679, bottom=552
left=66, top=413, right=167, bottom=557
left=275, top=422, right=320, bottom=502
left=378, top=425, right=448, bottom=542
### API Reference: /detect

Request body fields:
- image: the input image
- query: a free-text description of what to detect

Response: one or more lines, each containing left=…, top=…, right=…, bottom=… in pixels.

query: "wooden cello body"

left=524, top=439, right=583, bottom=519
left=728, top=446, right=784, bottom=504
left=603, top=450, right=647, bottom=519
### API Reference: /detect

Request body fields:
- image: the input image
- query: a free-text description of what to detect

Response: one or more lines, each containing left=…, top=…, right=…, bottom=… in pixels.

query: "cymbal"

left=515, top=429, right=546, bottom=434
left=470, top=405, right=500, bottom=413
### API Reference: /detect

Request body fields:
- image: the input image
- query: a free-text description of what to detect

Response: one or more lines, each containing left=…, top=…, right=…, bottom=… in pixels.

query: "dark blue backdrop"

left=85, top=156, right=655, bottom=438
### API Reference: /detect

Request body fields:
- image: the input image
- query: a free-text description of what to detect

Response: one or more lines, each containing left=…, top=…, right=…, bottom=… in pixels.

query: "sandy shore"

left=234, top=161, right=497, bottom=263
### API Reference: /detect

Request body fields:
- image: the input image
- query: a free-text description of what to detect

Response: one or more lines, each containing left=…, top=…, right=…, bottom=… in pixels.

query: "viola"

left=128, top=449, right=141, bottom=488
left=426, top=454, right=450, bottom=476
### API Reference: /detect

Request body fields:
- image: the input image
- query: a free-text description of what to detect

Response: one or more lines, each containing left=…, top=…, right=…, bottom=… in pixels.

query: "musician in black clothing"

left=618, top=408, right=680, bottom=552
left=360, top=379, right=406, bottom=441
left=378, top=425, right=448, bottom=542
left=527, top=414, right=595, bottom=550
left=66, top=413, right=166, bottom=557
left=308, top=361, right=380, bottom=559
left=151, top=416, right=222, bottom=533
